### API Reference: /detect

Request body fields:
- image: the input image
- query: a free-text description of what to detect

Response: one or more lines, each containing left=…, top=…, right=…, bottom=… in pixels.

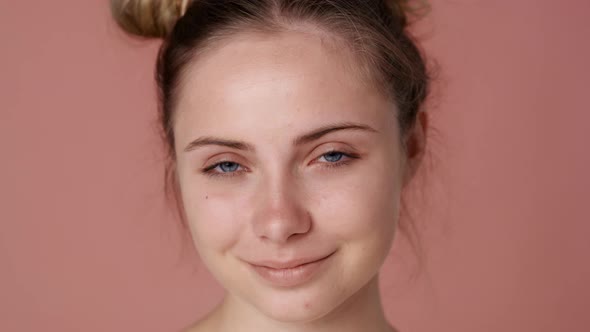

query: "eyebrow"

left=183, top=122, right=378, bottom=153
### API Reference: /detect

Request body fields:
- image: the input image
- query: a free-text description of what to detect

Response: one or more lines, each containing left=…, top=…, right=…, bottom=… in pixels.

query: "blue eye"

left=201, top=150, right=359, bottom=179
left=321, top=151, right=344, bottom=163
left=218, top=161, right=239, bottom=173
left=315, top=150, right=359, bottom=169
left=201, top=160, right=244, bottom=178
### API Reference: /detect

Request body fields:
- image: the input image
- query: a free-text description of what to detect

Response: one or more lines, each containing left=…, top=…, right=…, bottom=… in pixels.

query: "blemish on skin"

left=205, top=195, right=209, bottom=200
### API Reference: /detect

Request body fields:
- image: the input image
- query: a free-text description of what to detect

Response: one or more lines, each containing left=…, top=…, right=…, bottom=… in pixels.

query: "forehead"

left=174, top=29, right=396, bottom=144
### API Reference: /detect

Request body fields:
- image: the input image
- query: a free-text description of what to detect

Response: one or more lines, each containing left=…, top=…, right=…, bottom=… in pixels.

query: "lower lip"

left=248, top=253, right=334, bottom=288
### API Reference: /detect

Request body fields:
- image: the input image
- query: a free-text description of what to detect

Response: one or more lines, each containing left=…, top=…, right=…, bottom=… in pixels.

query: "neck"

left=212, top=275, right=394, bottom=332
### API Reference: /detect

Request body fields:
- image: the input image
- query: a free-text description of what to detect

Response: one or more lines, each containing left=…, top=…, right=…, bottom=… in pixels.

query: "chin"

left=254, top=289, right=340, bottom=323
left=243, top=269, right=364, bottom=325
left=228, top=248, right=386, bottom=324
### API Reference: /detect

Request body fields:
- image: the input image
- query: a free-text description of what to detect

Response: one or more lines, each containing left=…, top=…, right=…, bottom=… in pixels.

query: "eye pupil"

left=324, top=152, right=343, bottom=162
left=219, top=162, right=239, bottom=172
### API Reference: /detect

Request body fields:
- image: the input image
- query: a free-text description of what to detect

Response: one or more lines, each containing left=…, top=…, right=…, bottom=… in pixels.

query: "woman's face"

left=174, top=30, right=408, bottom=322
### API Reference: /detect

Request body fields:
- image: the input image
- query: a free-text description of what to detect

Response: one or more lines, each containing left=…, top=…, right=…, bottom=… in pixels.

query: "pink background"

left=1, top=1, right=589, bottom=331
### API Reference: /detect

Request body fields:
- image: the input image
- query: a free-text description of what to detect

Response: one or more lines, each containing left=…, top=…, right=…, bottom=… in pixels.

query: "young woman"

left=111, top=0, right=432, bottom=331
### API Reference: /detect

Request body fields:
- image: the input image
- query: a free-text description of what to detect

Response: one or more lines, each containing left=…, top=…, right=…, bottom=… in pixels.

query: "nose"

left=251, top=172, right=311, bottom=244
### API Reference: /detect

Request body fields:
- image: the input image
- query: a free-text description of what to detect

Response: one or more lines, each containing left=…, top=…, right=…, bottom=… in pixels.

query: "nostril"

left=251, top=206, right=312, bottom=243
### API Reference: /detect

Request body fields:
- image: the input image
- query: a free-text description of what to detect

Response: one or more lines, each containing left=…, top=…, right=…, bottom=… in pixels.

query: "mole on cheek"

left=205, top=195, right=209, bottom=200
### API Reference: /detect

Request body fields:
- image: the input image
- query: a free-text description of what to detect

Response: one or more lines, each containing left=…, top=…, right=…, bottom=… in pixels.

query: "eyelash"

left=200, top=150, right=360, bottom=179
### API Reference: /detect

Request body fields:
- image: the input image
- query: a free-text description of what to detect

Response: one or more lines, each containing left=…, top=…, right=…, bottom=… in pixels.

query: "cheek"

left=308, top=158, right=402, bottom=241
left=180, top=180, right=252, bottom=255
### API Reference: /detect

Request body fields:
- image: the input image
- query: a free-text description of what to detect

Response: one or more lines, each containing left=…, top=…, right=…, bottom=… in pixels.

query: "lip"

left=246, top=251, right=335, bottom=288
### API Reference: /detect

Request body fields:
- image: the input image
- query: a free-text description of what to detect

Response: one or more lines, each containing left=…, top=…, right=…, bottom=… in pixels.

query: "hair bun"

left=387, top=0, right=430, bottom=29
left=110, top=0, right=187, bottom=38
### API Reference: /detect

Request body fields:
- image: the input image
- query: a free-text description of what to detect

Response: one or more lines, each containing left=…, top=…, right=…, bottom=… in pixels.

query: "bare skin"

left=185, top=277, right=398, bottom=332
left=173, top=26, right=426, bottom=332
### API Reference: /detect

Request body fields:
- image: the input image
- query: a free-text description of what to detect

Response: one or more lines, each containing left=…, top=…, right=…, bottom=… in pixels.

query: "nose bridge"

left=251, top=165, right=311, bottom=243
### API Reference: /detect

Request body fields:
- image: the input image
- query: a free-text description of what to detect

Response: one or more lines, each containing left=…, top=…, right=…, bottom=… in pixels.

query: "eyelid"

left=202, top=152, right=246, bottom=168
left=200, top=153, right=250, bottom=177
left=309, top=143, right=359, bottom=162
left=310, top=149, right=359, bottom=166
left=200, top=146, right=361, bottom=178
left=201, top=160, right=248, bottom=179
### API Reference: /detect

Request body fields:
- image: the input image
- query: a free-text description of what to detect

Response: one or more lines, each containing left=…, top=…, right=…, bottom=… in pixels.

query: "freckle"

left=205, top=195, right=208, bottom=200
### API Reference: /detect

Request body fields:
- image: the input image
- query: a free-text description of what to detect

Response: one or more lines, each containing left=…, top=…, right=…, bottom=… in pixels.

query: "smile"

left=245, top=251, right=336, bottom=288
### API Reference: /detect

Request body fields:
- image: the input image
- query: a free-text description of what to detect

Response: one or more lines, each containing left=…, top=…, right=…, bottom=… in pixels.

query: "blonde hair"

left=111, top=0, right=429, bottom=39
left=110, top=0, right=186, bottom=38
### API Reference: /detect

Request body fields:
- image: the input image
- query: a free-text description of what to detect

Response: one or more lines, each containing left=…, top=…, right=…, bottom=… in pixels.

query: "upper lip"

left=247, top=252, right=335, bottom=270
